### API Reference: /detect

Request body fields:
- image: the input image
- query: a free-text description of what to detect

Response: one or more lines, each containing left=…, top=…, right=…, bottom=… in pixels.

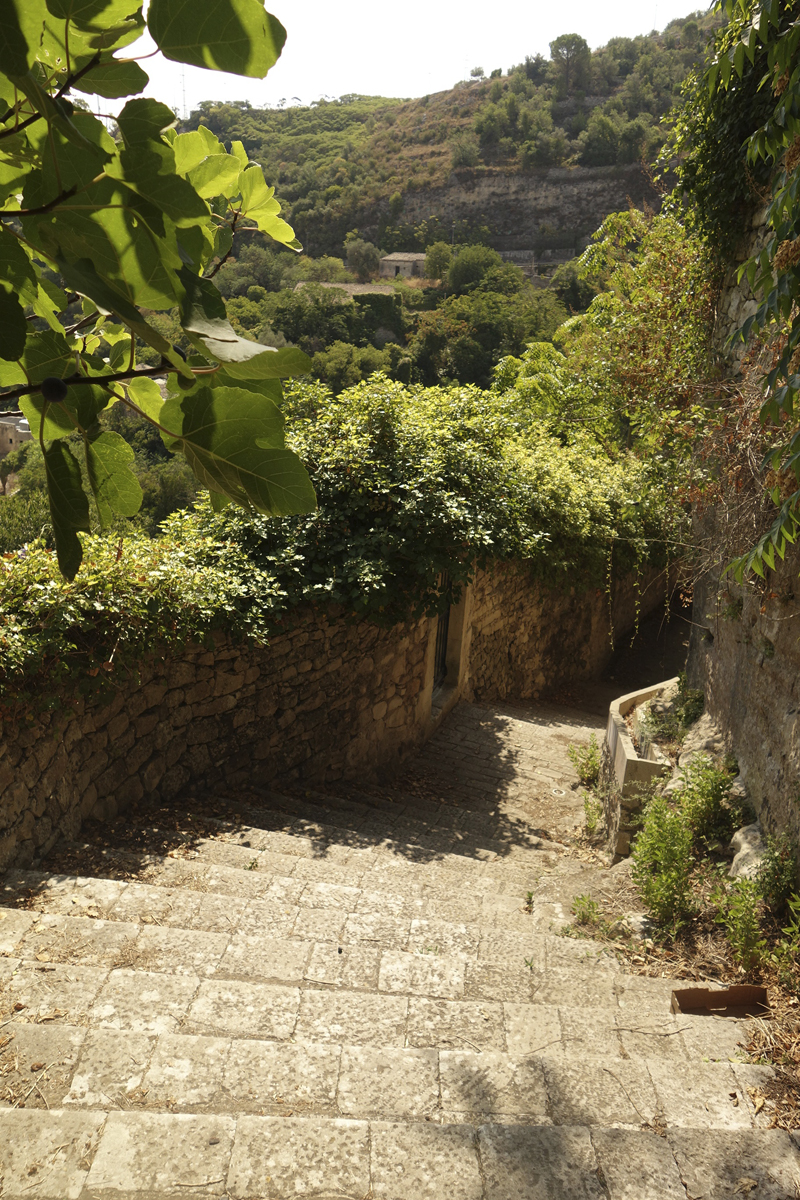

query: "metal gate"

left=433, top=573, right=450, bottom=690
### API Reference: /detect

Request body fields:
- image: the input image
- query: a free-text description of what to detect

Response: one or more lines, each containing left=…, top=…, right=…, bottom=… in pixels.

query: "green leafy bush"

left=716, top=878, right=766, bottom=973
left=631, top=794, right=695, bottom=930
left=675, top=755, right=739, bottom=848
left=0, top=493, right=53, bottom=556
left=757, top=833, right=798, bottom=917
left=0, top=524, right=283, bottom=708
left=568, top=734, right=601, bottom=787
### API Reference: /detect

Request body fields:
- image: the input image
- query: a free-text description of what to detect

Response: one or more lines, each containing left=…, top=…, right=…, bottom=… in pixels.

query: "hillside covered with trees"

left=186, top=9, right=721, bottom=255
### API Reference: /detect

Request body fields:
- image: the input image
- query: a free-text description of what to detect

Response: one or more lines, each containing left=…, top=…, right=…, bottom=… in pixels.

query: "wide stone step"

left=2, top=942, right=752, bottom=1066
left=0, top=1017, right=770, bottom=1127
left=0, top=1109, right=796, bottom=1199
left=2, top=867, right=541, bottom=941
left=59, top=818, right=548, bottom=891
left=2, top=902, right=623, bottom=999
left=240, top=786, right=565, bottom=857
left=51, top=836, right=550, bottom=907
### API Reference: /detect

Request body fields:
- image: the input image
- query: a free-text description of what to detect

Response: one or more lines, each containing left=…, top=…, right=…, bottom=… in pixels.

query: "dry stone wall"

left=0, top=609, right=432, bottom=872
left=689, top=542, right=800, bottom=849
left=1, top=562, right=668, bottom=872
left=466, top=562, right=668, bottom=702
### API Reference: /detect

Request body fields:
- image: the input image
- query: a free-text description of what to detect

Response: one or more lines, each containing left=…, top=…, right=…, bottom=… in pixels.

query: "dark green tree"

left=550, top=33, right=591, bottom=96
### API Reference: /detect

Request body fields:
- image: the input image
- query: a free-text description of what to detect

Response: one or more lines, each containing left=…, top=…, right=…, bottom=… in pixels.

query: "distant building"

left=293, top=281, right=396, bottom=299
left=0, top=415, right=32, bottom=458
left=379, top=252, right=427, bottom=280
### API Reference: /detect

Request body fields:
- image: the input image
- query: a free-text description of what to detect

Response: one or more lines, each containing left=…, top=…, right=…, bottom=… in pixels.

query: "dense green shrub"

left=631, top=793, right=696, bottom=929
left=757, top=833, right=798, bottom=917
left=676, top=755, right=738, bottom=848
left=0, top=525, right=283, bottom=706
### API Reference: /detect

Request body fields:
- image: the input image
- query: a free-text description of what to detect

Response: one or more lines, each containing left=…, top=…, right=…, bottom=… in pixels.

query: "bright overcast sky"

left=123, top=0, right=709, bottom=119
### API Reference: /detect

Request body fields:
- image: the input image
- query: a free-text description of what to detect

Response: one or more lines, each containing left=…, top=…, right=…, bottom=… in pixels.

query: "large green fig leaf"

left=43, top=441, right=91, bottom=579
left=148, top=0, right=286, bottom=77
left=86, top=430, right=143, bottom=526
left=161, top=385, right=316, bottom=514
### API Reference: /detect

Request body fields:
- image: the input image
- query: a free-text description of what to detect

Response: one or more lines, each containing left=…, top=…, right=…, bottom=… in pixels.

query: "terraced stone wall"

left=0, top=608, right=433, bottom=872
left=466, top=562, right=669, bottom=702
left=1, top=561, right=667, bottom=872
left=689, top=539, right=800, bottom=850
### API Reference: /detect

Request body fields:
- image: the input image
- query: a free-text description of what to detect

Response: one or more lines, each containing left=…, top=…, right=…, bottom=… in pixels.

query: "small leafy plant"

left=715, top=878, right=766, bottom=973
left=570, top=894, right=601, bottom=926
left=583, top=792, right=604, bottom=837
left=568, top=733, right=601, bottom=787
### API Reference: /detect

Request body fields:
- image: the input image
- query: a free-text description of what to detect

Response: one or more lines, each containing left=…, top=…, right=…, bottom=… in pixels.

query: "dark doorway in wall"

left=433, top=572, right=451, bottom=690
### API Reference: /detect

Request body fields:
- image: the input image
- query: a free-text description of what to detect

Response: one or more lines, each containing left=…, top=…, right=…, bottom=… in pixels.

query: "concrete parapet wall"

left=602, top=680, right=674, bottom=860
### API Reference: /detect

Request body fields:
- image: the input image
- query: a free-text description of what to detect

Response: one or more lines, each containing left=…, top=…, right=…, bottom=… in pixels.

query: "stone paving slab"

left=0, top=1108, right=106, bottom=1199
left=84, top=1110, right=235, bottom=1198
left=0, top=961, right=109, bottom=1024
left=216, top=934, right=310, bottom=984
left=406, top=996, right=506, bottom=1052
left=371, top=1119, right=483, bottom=1200
left=227, top=1114, right=370, bottom=1199
left=647, top=1059, right=755, bottom=1130
left=304, top=942, right=381, bottom=991
left=66, top=1028, right=155, bottom=1107
left=20, top=915, right=140, bottom=968
left=90, top=968, right=199, bottom=1034
left=668, top=1128, right=800, bottom=1200
left=542, top=1057, right=659, bottom=1128
left=143, top=1032, right=231, bottom=1109
left=294, top=990, right=408, bottom=1047
left=0, top=909, right=37, bottom=954
left=337, top=1046, right=439, bottom=1119
left=185, top=979, right=299, bottom=1040
left=378, top=948, right=466, bottom=1000
left=225, top=1039, right=341, bottom=1114
left=591, top=1128, right=687, bottom=1199
left=478, top=1123, right=606, bottom=1200
left=0, top=1022, right=84, bottom=1108
left=441, top=1050, right=548, bottom=1119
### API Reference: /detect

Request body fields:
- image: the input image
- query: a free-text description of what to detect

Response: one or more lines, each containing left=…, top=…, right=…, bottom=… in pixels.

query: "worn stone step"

left=59, top=817, right=547, bottom=891
left=2, top=945, right=753, bottom=1070
left=2, top=901, right=613, bottom=996
left=185, top=810, right=550, bottom=873
left=2, top=867, right=541, bottom=943
left=243, top=787, right=565, bottom=857
left=0, top=1109, right=797, bottom=1200
left=0, top=1017, right=770, bottom=1128
left=52, top=835, right=548, bottom=908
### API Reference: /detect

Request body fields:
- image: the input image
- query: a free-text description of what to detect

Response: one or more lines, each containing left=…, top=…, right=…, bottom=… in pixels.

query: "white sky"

left=123, top=1, right=708, bottom=119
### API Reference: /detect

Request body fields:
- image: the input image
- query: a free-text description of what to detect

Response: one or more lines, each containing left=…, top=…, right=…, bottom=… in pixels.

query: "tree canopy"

left=0, top=0, right=315, bottom=577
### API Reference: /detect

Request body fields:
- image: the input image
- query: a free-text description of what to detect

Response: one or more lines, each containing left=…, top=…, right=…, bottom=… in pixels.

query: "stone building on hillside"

left=379, top=252, right=427, bottom=279
left=0, top=415, right=32, bottom=458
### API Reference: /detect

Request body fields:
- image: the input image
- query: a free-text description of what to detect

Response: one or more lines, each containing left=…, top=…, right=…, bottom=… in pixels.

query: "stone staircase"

left=0, top=701, right=797, bottom=1199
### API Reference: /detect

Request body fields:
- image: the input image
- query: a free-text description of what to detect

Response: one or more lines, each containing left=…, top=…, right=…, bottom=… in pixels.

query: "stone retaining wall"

left=466, top=562, right=668, bottom=701
left=1, top=561, right=669, bottom=872
left=0, top=610, right=432, bottom=872
left=689, top=540, right=800, bottom=850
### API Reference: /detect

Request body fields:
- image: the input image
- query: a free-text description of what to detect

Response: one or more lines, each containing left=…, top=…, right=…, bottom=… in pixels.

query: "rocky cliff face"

left=395, top=163, right=661, bottom=253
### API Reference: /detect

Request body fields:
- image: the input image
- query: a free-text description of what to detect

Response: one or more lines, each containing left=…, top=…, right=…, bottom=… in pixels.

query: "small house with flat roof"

left=379, top=252, right=427, bottom=280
